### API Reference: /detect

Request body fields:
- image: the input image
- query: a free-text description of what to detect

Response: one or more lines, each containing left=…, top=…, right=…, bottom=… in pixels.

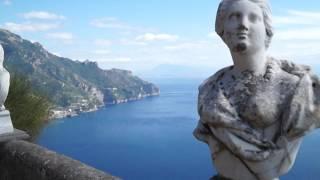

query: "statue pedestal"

left=0, top=110, right=13, bottom=134
left=0, top=110, right=29, bottom=142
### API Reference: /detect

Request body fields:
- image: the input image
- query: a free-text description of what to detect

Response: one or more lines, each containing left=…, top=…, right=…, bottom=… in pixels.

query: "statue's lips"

left=237, top=32, right=247, bottom=39
left=237, top=32, right=247, bottom=35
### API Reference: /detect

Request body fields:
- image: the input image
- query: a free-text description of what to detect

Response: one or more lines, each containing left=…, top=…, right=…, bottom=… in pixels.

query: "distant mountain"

left=0, top=29, right=159, bottom=110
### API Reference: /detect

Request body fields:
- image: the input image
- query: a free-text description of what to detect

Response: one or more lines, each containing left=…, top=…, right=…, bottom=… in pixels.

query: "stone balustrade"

left=0, top=130, right=119, bottom=180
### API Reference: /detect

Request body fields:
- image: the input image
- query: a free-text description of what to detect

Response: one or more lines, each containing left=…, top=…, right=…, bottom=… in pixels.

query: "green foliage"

left=4, top=76, right=50, bottom=136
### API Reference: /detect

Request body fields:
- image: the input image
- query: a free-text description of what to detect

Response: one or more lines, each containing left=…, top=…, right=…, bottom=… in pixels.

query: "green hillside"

left=0, top=29, right=159, bottom=112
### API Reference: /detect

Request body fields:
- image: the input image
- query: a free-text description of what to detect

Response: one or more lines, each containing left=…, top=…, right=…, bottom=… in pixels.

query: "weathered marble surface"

left=194, top=58, right=320, bottom=180
left=0, top=44, right=12, bottom=134
left=194, top=0, right=320, bottom=179
left=0, top=110, right=13, bottom=134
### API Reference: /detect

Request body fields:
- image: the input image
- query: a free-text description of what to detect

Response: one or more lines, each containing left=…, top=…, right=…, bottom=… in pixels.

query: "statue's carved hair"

left=215, top=0, right=273, bottom=48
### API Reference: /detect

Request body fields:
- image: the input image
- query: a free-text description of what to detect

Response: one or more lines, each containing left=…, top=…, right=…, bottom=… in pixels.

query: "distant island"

left=0, top=29, right=160, bottom=119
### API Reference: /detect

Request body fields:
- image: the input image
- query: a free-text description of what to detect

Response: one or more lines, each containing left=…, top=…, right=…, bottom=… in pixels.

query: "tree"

left=5, top=76, right=50, bottom=137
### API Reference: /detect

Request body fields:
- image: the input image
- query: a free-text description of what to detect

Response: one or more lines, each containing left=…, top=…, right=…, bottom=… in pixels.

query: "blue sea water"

left=37, top=78, right=320, bottom=180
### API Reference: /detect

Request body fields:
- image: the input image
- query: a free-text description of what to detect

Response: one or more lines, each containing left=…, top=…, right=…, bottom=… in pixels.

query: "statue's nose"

left=238, top=24, right=248, bottom=31
left=238, top=17, right=249, bottom=31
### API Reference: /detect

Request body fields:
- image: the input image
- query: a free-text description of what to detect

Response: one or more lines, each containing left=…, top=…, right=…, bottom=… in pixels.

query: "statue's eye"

left=229, top=12, right=241, bottom=20
left=249, top=13, right=261, bottom=23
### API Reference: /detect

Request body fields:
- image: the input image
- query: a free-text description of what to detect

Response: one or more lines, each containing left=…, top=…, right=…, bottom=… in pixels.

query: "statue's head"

left=215, top=0, right=273, bottom=53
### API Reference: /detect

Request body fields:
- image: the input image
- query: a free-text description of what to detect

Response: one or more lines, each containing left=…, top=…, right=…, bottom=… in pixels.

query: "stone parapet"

left=0, top=140, right=120, bottom=180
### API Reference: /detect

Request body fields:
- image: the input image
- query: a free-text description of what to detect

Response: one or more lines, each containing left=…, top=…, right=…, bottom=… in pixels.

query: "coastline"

left=49, top=92, right=160, bottom=120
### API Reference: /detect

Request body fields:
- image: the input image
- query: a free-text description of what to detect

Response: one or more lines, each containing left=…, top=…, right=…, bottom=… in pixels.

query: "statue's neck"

left=231, top=49, right=267, bottom=76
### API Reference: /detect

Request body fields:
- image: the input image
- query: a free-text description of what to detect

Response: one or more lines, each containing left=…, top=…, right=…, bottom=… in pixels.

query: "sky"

left=1, top=0, right=320, bottom=78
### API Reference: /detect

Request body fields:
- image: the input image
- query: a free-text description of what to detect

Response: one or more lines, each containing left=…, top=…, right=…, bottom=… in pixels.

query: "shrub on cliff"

left=5, top=75, right=50, bottom=136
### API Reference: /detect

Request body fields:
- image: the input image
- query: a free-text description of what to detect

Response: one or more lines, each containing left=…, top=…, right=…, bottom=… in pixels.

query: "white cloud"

left=288, top=10, right=320, bottom=19
left=90, top=17, right=154, bottom=33
left=274, top=10, right=320, bottom=26
left=164, top=42, right=205, bottom=51
left=22, top=11, right=65, bottom=20
left=3, top=22, right=59, bottom=32
left=90, top=17, right=132, bottom=30
left=92, top=49, right=111, bottom=55
left=47, top=32, right=74, bottom=43
left=112, top=57, right=132, bottom=62
left=52, top=52, right=61, bottom=57
left=96, top=57, right=132, bottom=63
left=136, top=33, right=179, bottom=42
left=270, top=9, right=320, bottom=63
left=274, top=16, right=314, bottom=26
left=3, top=0, right=11, bottom=5
left=270, top=40, right=320, bottom=57
left=120, top=38, right=147, bottom=46
left=275, top=27, right=320, bottom=40
left=199, top=56, right=210, bottom=60
left=94, top=39, right=112, bottom=46
left=208, top=32, right=221, bottom=40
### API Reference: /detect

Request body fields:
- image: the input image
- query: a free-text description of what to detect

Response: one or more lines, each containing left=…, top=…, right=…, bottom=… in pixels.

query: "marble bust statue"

left=0, top=44, right=13, bottom=134
left=194, top=0, right=320, bottom=180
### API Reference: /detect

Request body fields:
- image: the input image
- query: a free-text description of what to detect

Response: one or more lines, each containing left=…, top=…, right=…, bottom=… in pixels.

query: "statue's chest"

left=218, top=73, right=298, bottom=128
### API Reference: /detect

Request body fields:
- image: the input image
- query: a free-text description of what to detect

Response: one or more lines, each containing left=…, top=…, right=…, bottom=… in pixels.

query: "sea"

left=37, top=78, right=320, bottom=180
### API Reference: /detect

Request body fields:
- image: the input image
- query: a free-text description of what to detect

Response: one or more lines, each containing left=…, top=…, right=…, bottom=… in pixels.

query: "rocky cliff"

left=0, top=29, right=159, bottom=113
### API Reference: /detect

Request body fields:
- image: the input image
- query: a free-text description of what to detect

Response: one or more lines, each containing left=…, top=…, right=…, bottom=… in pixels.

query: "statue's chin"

left=232, top=43, right=247, bottom=53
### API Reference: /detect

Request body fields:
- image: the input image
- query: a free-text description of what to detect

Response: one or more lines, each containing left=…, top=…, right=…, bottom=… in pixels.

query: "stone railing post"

left=0, top=43, right=30, bottom=142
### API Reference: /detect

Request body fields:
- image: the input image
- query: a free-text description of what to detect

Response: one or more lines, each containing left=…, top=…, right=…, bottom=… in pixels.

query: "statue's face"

left=222, top=0, right=266, bottom=53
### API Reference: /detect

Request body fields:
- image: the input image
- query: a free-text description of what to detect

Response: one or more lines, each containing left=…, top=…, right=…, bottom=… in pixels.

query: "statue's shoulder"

left=270, top=58, right=320, bottom=89
left=271, top=57, right=311, bottom=77
left=198, top=66, right=232, bottom=93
